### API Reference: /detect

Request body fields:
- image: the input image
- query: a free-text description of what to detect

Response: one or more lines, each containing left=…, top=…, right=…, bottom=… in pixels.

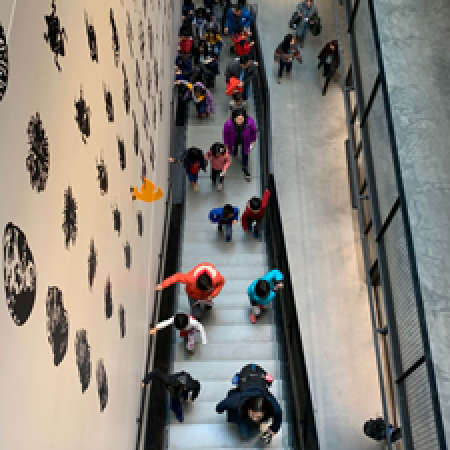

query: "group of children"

left=141, top=1, right=285, bottom=445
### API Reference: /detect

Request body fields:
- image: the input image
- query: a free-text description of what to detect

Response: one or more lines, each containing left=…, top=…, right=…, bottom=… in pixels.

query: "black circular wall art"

left=3, top=223, right=37, bottom=326
left=0, top=22, right=9, bottom=101
left=75, top=329, right=91, bottom=393
left=96, top=359, right=108, bottom=412
left=46, top=286, right=69, bottom=366
left=26, top=113, right=50, bottom=192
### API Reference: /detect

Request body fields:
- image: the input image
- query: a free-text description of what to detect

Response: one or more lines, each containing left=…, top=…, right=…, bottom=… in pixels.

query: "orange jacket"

left=160, top=263, right=225, bottom=301
left=226, top=77, right=243, bottom=96
left=132, top=178, right=163, bottom=203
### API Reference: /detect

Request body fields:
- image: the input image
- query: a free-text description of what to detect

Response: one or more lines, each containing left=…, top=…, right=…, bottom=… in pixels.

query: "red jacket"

left=241, top=190, right=271, bottom=230
left=160, top=263, right=225, bottom=301
left=232, top=35, right=252, bottom=56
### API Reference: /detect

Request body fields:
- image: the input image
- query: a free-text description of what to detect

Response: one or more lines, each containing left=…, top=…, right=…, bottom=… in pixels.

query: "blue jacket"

left=209, top=207, right=239, bottom=224
left=225, top=7, right=252, bottom=35
left=248, top=269, right=284, bottom=306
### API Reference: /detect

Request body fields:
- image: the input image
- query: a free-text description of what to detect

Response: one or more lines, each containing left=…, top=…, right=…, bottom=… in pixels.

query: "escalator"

left=141, top=7, right=318, bottom=450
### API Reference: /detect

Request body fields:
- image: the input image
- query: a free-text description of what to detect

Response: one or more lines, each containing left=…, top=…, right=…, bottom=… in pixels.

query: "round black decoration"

left=62, top=186, right=78, bottom=248
left=26, top=112, right=50, bottom=192
left=44, top=0, right=67, bottom=71
left=46, top=286, right=69, bottom=366
left=96, top=359, right=108, bottom=411
left=0, top=22, right=9, bottom=101
left=75, top=329, right=91, bottom=393
left=105, top=276, right=113, bottom=319
left=3, top=223, right=37, bottom=326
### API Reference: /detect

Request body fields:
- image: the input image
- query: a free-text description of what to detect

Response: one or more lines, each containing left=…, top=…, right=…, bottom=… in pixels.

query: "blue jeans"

left=278, top=60, right=292, bottom=78
left=171, top=397, right=183, bottom=422
left=242, top=82, right=250, bottom=100
left=218, top=223, right=233, bottom=242
left=296, top=23, right=309, bottom=41
left=188, top=172, right=199, bottom=183
left=196, top=100, right=207, bottom=115
left=238, top=416, right=259, bottom=439
left=242, top=152, right=249, bottom=171
left=246, top=218, right=262, bottom=237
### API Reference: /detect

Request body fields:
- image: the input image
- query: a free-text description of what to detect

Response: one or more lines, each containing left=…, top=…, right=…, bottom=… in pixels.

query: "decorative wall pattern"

left=0, top=0, right=178, bottom=447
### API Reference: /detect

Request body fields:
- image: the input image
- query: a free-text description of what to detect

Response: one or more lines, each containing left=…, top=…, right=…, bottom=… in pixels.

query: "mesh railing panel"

left=382, top=213, right=424, bottom=375
left=404, top=363, right=440, bottom=449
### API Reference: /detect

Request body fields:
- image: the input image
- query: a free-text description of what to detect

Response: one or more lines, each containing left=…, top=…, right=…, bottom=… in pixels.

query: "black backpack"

left=235, top=364, right=273, bottom=392
left=309, top=12, right=322, bottom=36
left=364, top=418, right=387, bottom=441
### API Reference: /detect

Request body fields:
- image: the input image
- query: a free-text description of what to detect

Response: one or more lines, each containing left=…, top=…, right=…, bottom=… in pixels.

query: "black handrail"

left=135, top=94, right=177, bottom=450
left=250, top=6, right=320, bottom=450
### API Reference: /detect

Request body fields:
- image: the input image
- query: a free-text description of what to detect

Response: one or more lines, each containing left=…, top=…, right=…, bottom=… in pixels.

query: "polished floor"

left=252, top=0, right=382, bottom=449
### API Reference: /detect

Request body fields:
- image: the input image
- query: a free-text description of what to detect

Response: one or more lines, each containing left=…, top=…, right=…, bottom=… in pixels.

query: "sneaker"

left=217, top=182, right=223, bottom=191
left=243, top=169, right=251, bottom=181
left=250, top=312, right=257, bottom=323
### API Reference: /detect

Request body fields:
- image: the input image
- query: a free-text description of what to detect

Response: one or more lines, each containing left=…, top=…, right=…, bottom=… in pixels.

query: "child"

left=175, top=80, right=215, bottom=119
left=229, top=91, right=247, bottom=114
left=130, top=177, right=164, bottom=203
left=142, top=368, right=200, bottom=422
left=241, top=189, right=271, bottom=238
left=247, top=270, right=284, bottom=323
left=209, top=203, right=239, bottom=242
left=205, top=142, right=231, bottom=191
left=155, top=262, right=225, bottom=320
left=169, top=147, right=207, bottom=192
left=205, top=25, right=223, bottom=57
left=149, top=312, right=207, bottom=352
left=232, top=25, right=254, bottom=58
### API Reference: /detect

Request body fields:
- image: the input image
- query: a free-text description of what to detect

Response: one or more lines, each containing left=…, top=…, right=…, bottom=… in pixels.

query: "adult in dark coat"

left=142, top=368, right=200, bottom=422
left=318, top=40, right=340, bottom=95
left=225, top=55, right=257, bottom=100
left=216, top=385, right=282, bottom=441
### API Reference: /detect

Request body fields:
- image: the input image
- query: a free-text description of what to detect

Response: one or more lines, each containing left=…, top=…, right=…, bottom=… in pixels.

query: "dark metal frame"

left=337, top=0, right=447, bottom=447
left=135, top=91, right=178, bottom=450
left=250, top=7, right=319, bottom=450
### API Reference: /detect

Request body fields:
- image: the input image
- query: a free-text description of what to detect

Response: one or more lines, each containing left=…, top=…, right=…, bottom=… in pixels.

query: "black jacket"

left=143, top=369, right=200, bottom=402
left=216, top=386, right=282, bottom=433
left=225, top=59, right=256, bottom=86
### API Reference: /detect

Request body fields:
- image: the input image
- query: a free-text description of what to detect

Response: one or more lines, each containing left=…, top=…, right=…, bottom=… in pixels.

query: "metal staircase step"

left=173, top=339, right=278, bottom=362
left=188, top=380, right=285, bottom=403
left=176, top=293, right=263, bottom=309
left=181, top=253, right=267, bottom=268
left=172, top=360, right=280, bottom=382
left=181, top=240, right=266, bottom=256
left=181, top=265, right=269, bottom=280
left=168, top=422, right=289, bottom=448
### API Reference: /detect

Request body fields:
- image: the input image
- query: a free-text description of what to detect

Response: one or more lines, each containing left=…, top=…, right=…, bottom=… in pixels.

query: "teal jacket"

left=247, top=270, right=284, bottom=305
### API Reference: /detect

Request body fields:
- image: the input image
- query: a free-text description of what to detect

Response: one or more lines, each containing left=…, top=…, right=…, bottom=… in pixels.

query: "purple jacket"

left=183, top=81, right=215, bottom=114
left=223, top=116, right=258, bottom=155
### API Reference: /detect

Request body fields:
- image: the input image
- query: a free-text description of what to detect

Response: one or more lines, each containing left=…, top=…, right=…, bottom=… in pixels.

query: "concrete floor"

left=252, top=1, right=383, bottom=449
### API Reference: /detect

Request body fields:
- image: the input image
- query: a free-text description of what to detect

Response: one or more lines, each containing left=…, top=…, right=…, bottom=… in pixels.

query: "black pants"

left=211, top=168, right=224, bottom=185
left=319, top=62, right=336, bottom=95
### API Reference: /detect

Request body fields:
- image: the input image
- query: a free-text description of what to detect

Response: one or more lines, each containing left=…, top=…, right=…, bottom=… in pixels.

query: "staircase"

left=167, top=39, right=291, bottom=449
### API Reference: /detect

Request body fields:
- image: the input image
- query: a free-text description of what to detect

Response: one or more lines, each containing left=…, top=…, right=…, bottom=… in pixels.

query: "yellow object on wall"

left=132, top=178, right=164, bottom=203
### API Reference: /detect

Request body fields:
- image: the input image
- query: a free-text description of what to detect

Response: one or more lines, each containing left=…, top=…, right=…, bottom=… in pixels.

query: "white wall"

left=0, top=1, right=179, bottom=449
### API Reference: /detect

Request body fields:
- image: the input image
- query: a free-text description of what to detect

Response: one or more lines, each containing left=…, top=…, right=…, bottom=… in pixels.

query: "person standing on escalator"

left=155, top=262, right=225, bottom=320
left=223, top=108, right=258, bottom=182
left=141, top=368, right=201, bottom=422
left=216, top=364, right=282, bottom=444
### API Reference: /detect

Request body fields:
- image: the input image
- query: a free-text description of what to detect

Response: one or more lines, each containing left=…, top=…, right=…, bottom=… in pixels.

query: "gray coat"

left=294, top=2, right=318, bottom=37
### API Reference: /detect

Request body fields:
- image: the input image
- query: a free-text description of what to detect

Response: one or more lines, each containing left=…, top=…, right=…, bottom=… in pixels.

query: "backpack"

left=233, top=364, right=273, bottom=392
left=180, top=37, right=194, bottom=54
left=309, top=13, right=322, bottom=36
left=363, top=418, right=387, bottom=441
